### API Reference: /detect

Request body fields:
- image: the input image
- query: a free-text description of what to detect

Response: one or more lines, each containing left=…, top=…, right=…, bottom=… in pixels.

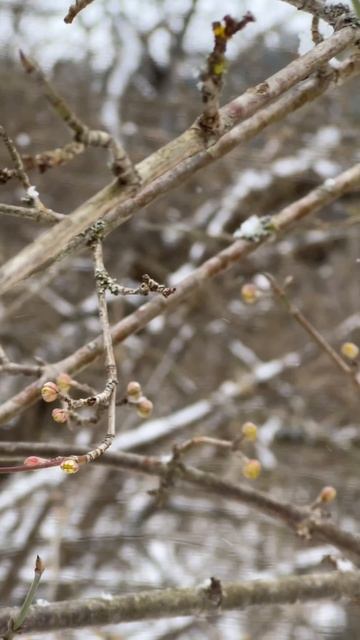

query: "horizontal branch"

left=1, top=441, right=360, bottom=561
left=0, top=203, right=64, bottom=224
left=0, top=571, right=359, bottom=634
left=0, top=163, right=358, bottom=425
left=0, top=27, right=358, bottom=296
left=281, top=0, right=358, bottom=28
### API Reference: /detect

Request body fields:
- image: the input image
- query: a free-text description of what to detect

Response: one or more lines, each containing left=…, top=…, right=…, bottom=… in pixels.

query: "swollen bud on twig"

left=126, top=381, right=142, bottom=402
left=242, top=458, right=261, bottom=480
left=52, top=408, right=69, bottom=424
left=23, top=456, right=50, bottom=466
left=341, top=342, right=359, bottom=361
left=56, top=373, right=72, bottom=393
left=60, top=459, right=80, bottom=474
left=319, top=486, right=337, bottom=503
left=136, top=397, right=153, bottom=418
left=241, top=421, right=258, bottom=441
left=241, top=283, right=259, bottom=304
left=41, top=381, right=59, bottom=403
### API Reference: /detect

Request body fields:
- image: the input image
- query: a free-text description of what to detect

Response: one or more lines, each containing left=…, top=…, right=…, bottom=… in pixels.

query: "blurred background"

left=0, top=1, right=359, bottom=638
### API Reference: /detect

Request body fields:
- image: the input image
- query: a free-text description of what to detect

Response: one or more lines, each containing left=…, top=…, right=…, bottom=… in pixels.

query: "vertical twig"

left=4, top=556, right=45, bottom=640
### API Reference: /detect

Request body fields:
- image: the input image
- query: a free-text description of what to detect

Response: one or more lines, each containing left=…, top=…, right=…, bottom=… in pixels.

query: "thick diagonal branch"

left=0, top=28, right=357, bottom=296
left=0, top=162, right=358, bottom=426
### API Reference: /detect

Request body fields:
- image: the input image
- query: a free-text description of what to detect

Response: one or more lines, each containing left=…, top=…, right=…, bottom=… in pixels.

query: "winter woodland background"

left=0, top=1, right=359, bottom=638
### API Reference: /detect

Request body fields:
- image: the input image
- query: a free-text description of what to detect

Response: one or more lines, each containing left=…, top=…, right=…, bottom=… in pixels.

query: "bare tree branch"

left=0, top=28, right=357, bottom=296
left=0, top=163, right=358, bottom=425
left=0, top=571, right=359, bottom=634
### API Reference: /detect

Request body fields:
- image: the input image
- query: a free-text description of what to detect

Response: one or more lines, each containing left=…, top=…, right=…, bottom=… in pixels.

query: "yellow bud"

left=212, top=24, right=226, bottom=38
left=60, top=459, right=79, bottom=474
left=242, top=421, right=257, bottom=441
left=56, top=373, right=72, bottom=393
left=242, top=459, right=261, bottom=480
left=127, top=381, right=142, bottom=402
left=136, top=397, right=153, bottom=419
left=341, top=342, right=359, bottom=361
left=241, top=283, right=259, bottom=305
left=319, top=486, right=337, bottom=503
left=41, top=381, right=59, bottom=403
left=52, top=408, right=69, bottom=424
left=213, top=62, right=225, bottom=75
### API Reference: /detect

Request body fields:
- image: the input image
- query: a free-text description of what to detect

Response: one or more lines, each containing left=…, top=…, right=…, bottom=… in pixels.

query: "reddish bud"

left=320, top=486, right=337, bottom=503
left=52, top=408, right=69, bottom=424
left=56, top=373, right=72, bottom=393
left=41, top=381, right=58, bottom=403
left=23, top=456, right=49, bottom=467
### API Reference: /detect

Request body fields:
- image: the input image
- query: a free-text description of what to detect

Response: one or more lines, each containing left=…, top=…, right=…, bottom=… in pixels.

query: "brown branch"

left=64, top=0, right=95, bottom=23
left=198, top=12, right=255, bottom=135
left=0, top=163, right=358, bottom=426
left=0, top=442, right=359, bottom=562
left=19, top=51, right=139, bottom=185
left=0, top=203, right=64, bottom=224
left=280, top=0, right=359, bottom=29
left=0, top=29, right=357, bottom=296
left=0, top=127, right=59, bottom=220
left=265, top=273, right=360, bottom=390
left=22, top=141, right=85, bottom=174
left=0, top=571, right=359, bottom=634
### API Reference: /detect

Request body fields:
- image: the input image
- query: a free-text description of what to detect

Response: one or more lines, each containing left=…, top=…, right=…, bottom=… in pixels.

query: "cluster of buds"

left=126, top=381, right=153, bottom=418
left=41, top=374, right=74, bottom=425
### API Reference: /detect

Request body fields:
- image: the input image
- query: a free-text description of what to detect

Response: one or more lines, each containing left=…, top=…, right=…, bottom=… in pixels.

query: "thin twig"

left=19, top=51, right=139, bottom=184
left=64, top=0, right=95, bottom=23
left=3, top=555, right=45, bottom=640
left=198, top=12, right=255, bottom=135
left=265, top=273, right=360, bottom=390
left=0, top=203, right=64, bottom=223
left=0, top=442, right=359, bottom=562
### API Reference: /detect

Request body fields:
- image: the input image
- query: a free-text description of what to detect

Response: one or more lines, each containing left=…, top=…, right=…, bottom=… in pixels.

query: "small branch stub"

left=198, top=12, right=255, bottom=136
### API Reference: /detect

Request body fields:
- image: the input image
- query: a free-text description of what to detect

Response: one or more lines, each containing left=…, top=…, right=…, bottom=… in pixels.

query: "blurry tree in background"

left=0, top=0, right=360, bottom=638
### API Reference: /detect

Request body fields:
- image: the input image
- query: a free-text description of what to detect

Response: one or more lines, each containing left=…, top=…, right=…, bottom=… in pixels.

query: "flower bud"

left=136, top=397, right=153, bottom=418
left=56, top=373, right=72, bottom=393
left=52, top=408, right=69, bottom=424
left=41, top=381, right=58, bottom=403
left=60, top=459, right=80, bottom=474
left=341, top=342, right=359, bottom=361
left=319, top=486, right=337, bottom=503
left=242, top=459, right=261, bottom=480
left=242, top=421, right=257, bottom=441
left=241, top=283, right=258, bottom=305
left=127, top=381, right=142, bottom=402
left=23, top=456, right=49, bottom=466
